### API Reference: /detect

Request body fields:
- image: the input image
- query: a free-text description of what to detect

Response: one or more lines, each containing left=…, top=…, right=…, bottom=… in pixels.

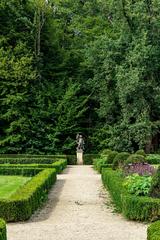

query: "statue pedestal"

left=77, top=149, right=83, bottom=165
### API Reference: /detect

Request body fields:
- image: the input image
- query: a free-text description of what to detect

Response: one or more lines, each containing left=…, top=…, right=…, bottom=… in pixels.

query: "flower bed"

left=102, top=168, right=160, bottom=221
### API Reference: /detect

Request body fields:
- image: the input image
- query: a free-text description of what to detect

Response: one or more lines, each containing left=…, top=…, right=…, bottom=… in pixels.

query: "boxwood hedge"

left=148, top=221, right=160, bottom=240
left=0, top=168, right=57, bottom=222
left=0, top=159, right=67, bottom=174
left=0, top=157, right=65, bottom=164
left=0, top=219, right=6, bottom=240
left=102, top=168, right=160, bottom=221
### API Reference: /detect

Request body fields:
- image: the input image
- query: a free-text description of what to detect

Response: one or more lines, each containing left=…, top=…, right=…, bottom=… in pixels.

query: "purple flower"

left=125, top=162, right=156, bottom=176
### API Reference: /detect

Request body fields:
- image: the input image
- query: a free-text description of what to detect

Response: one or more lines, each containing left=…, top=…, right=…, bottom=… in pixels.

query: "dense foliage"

left=123, top=174, right=152, bottom=196
left=149, top=166, right=160, bottom=198
left=1, top=0, right=160, bottom=153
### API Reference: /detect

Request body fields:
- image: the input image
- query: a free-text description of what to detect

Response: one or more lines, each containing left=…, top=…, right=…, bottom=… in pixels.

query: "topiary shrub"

left=149, top=166, right=160, bottom=198
left=107, top=151, right=118, bottom=164
left=112, top=152, right=130, bottom=170
left=135, top=150, right=146, bottom=157
left=125, top=154, right=146, bottom=165
left=100, top=149, right=112, bottom=156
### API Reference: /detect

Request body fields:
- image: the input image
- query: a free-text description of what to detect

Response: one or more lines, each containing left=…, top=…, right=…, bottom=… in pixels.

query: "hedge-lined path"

left=7, top=166, right=147, bottom=240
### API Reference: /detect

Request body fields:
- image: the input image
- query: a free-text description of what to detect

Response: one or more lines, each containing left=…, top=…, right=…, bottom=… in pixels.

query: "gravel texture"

left=7, top=166, right=147, bottom=240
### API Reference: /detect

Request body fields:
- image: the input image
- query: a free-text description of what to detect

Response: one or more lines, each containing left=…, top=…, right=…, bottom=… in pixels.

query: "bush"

left=123, top=174, right=152, bottom=196
left=125, top=163, right=156, bottom=176
left=83, top=154, right=100, bottom=165
left=147, top=221, right=160, bottom=240
left=149, top=166, right=160, bottom=198
left=125, top=154, right=146, bottom=165
left=146, top=155, right=160, bottom=165
left=135, top=150, right=146, bottom=157
left=0, top=168, right=57, bottom=222
left=66, top=155, right=77, bottom=165
left=100, top=149, right=112, bottom=155
left=107, top=151, right=118, bottom=164
left=112, top=152, right=130, bottom=170
left=0, top=219, right=7, bottom=240
left=0, top=154, right=66, bottom=159
left=102, top=168, right=160, bottom=221
left=0, top=158, right=55, bottom=164
left=0, top=160, right=67, bottom=174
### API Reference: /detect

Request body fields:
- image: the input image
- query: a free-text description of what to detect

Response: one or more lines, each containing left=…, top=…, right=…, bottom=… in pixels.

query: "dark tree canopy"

left=0, top=0, right=160, bottom=154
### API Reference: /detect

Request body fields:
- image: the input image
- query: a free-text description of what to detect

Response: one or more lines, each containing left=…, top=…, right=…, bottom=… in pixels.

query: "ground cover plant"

left=123, top=174, right=152, bottom=196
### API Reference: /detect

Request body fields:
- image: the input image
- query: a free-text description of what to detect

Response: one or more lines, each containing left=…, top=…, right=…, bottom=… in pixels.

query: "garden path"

left=7, top=166, right=147, bottom=240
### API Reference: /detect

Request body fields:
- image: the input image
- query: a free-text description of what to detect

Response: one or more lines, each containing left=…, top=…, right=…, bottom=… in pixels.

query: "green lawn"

left=0, top=175, right=31, bottom=199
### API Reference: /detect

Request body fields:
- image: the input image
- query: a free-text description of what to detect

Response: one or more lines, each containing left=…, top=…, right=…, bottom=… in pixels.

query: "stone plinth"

left=77, top=149, right=83, bottom=165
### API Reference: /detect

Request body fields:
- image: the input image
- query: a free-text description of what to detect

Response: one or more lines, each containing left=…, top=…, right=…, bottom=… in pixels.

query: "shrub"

left=146, top=155, right=160, bottom=165
left=135, top=150, right=146, bottom=157
left=125, top=163, right=156, bottom=176
left=125, top=154, right=146, bottom=165
left=0, top=168, right=57, bottom=222
left=123, top=174, right=152, bottom=196
left=102, top=168, right=160, bottom=221
left=147, top=221, right=160, bottom=240
left=83, top=154, right=100, bottom=165
left=112, top=152, right=130, bottom=170
left=0, top=158, right=55, bottom=164
left=100, top=149, right=112, bottom=155
left=0, top=160, right=67, bottom=174
left=0, top=219, right=7, bottom=240
left=66, top=155, right=77, bottom=165
left=149, top=166, right=160, bottom=198
left=107, top=151, right=118, bottom=164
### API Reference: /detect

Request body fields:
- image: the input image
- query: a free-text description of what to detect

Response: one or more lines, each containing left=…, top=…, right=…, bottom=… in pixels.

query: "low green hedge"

left=0, top=168, right=57, bottom=222
left=0, top=219, right=7, bottom=240
left=83, top=154, right=101, bottom=165
left=102, top=168, right=160, bottom=221
left=0, top=167, right=41, bottom=177
left=0, top=159, right=67, bottom=174
left=148, top=221, right=160, bottom=240
left=0, top=158, right=57, bottom=164
left=66, top=155, right=77, bottom=165
left=0, top=154, right=66, bottom=159
left=93, top=157, right=112, bottom=173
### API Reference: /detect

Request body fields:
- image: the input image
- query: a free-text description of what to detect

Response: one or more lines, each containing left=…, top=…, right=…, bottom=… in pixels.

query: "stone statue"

left=76, top=134, right=84, bottom=151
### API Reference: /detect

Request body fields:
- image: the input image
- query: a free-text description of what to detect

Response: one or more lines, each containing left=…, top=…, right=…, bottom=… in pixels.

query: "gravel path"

left=7, top=166, right=147, bottom=240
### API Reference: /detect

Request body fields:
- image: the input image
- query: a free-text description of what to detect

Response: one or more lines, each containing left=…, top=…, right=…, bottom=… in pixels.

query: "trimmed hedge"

left=102, top=168, right=160, bottom=221
left=0, top=154, right=66, bottom=159
left=0, top=158, right=57, bottom=164
left=83, top=154, right=101, bottom=165
left=0, top=159, right=67, bottom=174
left=66, top=155, right=77, bottom=165
left=0, top=168, right=57, bottom=222
left=93, top=158, right=112, bottom=173
left=147, top=221, right=160, bottom=240
left=0, top=219, right=7, bottom=240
